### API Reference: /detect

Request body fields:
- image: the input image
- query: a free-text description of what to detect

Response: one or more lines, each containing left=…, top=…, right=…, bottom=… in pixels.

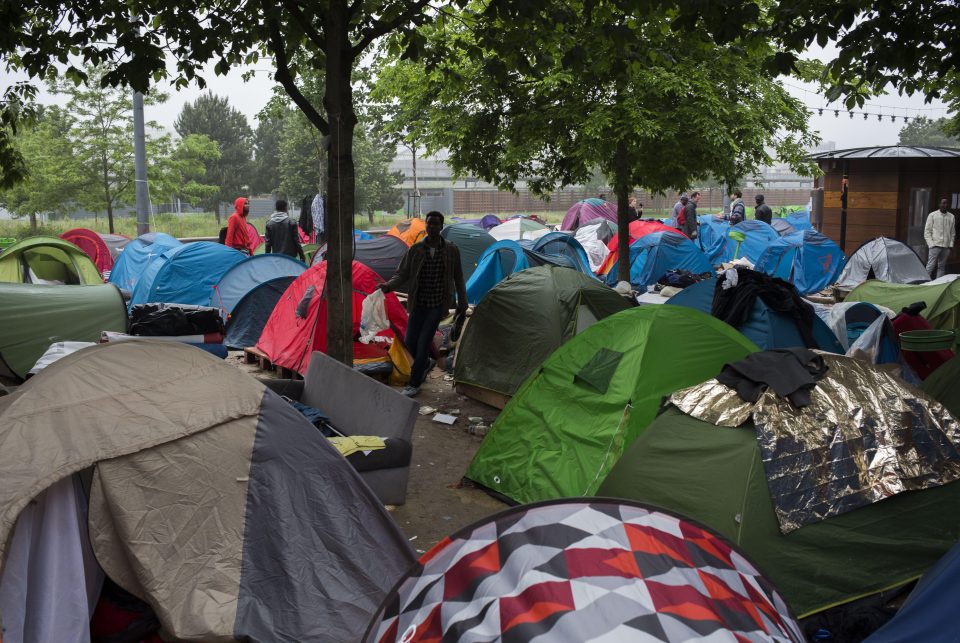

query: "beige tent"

left=0, top=341, right=414, bottom=641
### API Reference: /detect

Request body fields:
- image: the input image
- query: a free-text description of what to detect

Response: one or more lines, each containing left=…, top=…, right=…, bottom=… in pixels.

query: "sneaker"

left=401, top=385, right=420, bottom=397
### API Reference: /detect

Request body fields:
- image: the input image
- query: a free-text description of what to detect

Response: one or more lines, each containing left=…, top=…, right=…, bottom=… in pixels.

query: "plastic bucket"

left=899, top=329, right=957, bottom=352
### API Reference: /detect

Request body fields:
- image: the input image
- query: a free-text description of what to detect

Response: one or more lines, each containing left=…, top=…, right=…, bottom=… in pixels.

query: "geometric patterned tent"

left=365, top=500, right=803, bottom=642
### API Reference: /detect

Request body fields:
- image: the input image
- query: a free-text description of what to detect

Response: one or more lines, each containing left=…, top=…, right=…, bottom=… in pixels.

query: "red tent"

left=60, top=228, right=114, bottom=277
left=598, top=220, right=687, bottom=276
left=257, top=260, right=408, bottom=374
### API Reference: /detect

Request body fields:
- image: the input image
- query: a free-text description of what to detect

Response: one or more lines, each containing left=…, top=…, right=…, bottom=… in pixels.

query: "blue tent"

left=129, top=242, right=247, bottom=308
left=441, top=223, right=496, bottom=281
left=785, top=209, right=813, bottom=231
left=224, top=278, right=298, bottom=348
left=212, top=254, right=307, bottom=317
left=354, top=229, right=374, bottom=240
left=697, top=216, right=731, bottom=264
left=666, top=278, right=844, bottom=353
left=108, top=232, right=181, bottom=292
left=865, top=542, right=960, bottom=643
left=755, top=230, right=846, bottom=295
left=466, top=240, right=531, bottom=304
left=770, top=218, right=797, bottom=236
left=726, top=220, right=781, bottom=264
left=532, top=232, right=593, bottom=275
left=604, top=231, right=712, bottom=288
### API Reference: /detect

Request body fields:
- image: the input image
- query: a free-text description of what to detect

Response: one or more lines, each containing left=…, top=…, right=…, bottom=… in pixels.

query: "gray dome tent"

left=836, top=237, right=930, bottom=288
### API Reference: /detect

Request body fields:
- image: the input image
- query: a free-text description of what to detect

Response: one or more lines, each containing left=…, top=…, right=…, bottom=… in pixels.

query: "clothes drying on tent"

left=597, top=219, right=686, bottom=277
left=603, top=231, right=712, bottom=289
left=666, top=276, right=845, bottom=353
left=488, top=217, right=551, bottom=241
left=560, top=198, right=618, bottom=230
left=574, top=219, right=617, bottom=271
left=314, top=234, right=408, bottom=282
left=0, top=282, right=128, bottom=381
left=128, top=242, right=247, bottom=309
left=0, top=236, right=103, bottom=285
left=754, top=229, right=846, bottom=295
left=530, top=232, right=592, bottom=274
left=365, top=499, right=803, bottom=643
left=257, top=260, right=408, bottom=374
left=107, top=232, right=182, bottom=292
left=836, top=237, right=930, bottom=288
left=387, top=218, right=426, bottom=245
left=0, top=341, right=415, bottom=642
left=465, top=305, right=758, bottom=505
left=455, top=266, right=633, bottom=401
left=60, top=228, right=129, bottom=277
left=440, top=223, right=496, bottom=281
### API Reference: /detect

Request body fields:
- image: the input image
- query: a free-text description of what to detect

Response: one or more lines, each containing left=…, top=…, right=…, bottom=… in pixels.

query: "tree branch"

left=281, top=0, right=326, bottom=53
left=266, top=18, right=330, bottom=135
left=351, top=0, right=433, bottom=58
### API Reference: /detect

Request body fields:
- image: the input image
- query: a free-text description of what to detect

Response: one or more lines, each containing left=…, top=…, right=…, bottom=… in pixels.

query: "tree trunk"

left=103, top=159, right=115, bottom=233
left=29, top=213, right=37, bottom=231
left=214, top=200, right=221, bottom=226
left=324, top=0, right=358, bottom=366
left=411, top=144, right=419, bottom=217
left=614, top=139, right=632, bottom=286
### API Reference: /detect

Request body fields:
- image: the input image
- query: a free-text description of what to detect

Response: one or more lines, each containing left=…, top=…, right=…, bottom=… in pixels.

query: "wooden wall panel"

left=822, top=191, right=898, bottom=209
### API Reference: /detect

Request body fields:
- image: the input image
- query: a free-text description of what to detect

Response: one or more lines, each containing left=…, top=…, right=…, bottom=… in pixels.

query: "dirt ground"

left=228, top=351, right=509, bottom=555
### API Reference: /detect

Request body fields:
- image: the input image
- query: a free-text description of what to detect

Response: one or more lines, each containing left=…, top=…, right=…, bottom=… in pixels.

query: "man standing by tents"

left=924, top=197, right=956, bottom=279
left=728, top=190, right=746, bottom=225
left=754, top=194, right=773, bottom=224
left=679, top=191, right=700, bottom=239
left=265, top=199, right=306, bottom=262
left=380, top=211, right=468, bottom=397
left=225, top=197, right=252, bottom=255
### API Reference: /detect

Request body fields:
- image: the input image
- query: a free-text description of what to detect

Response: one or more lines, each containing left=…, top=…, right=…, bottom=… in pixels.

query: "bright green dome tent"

left=455, top=265, right=633, bottom=403
left=845, top=279, right=960, bottom=334
left=465, top=305, right=758, bottom=504
left=922, top=354, right=960, bottom=419
left=598, top=407, right=960, bottom=618
left=0, top=236, right=103, bottom=285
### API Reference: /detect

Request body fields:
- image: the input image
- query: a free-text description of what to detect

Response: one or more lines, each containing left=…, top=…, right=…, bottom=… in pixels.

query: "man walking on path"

left=924, top=197, right=955, bottom=279
left=264, top=199, right=306, bottom=261
left=381, top=211, right=468, bottom=397
left=754, top=194, right=773, bottom=224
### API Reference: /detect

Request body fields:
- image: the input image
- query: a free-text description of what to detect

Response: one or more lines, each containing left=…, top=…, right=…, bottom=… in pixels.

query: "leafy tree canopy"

left=897, top=116, right=960, bottom=148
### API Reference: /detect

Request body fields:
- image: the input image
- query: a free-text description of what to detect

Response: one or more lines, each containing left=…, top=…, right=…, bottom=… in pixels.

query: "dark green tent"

left=0, top=283, right=127, bottom=380
left=923, top=354, right=960, bottom=419
left=455, top=266, right=633, bottom=403
left=599, top=407, right=960, bottom=618
left=441, top=223, right=496, bottom=280
left=465, top=305, right=758, bottom=504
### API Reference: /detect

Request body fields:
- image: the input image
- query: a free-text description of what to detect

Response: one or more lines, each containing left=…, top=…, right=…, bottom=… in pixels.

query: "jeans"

left=405, top=306, right=445, bottom=387
left=927, top=246, right=951, bottom=279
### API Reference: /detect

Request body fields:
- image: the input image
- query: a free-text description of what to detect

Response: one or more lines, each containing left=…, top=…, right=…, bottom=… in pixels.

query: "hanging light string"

left=780, top=81, right=952, bottom=124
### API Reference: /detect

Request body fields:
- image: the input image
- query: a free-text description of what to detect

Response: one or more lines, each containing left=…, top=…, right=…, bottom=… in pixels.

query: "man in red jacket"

left=225, top=197, right=251, bottom=254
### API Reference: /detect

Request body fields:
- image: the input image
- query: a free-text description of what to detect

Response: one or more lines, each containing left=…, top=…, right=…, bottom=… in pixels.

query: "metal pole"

left=839, top=162, right=849, bottom=252
left=133, top=91, right=150, bottom=236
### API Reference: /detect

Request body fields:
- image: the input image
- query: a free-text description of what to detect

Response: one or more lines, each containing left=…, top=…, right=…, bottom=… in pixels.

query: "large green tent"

left=465, top=305, right=758, bottom=504
left=0, top=236, right=103, bottom=285
left=0, top=283, right=127, bottom=380
left=455, top=265, right=633, bottom=401
left=922, top=354, right=960, bottom=419
left=846, top=279, right=960, bottom=334
left=598, top=407, right=960, bottom=618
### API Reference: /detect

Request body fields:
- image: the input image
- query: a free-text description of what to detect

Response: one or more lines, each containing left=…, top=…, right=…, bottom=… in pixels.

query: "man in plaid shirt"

left=381, top=211, right=468, bottom=396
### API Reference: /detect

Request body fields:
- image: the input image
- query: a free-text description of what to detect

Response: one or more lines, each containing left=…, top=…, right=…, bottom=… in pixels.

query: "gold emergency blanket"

left=671, top=354, right=960, bottom=533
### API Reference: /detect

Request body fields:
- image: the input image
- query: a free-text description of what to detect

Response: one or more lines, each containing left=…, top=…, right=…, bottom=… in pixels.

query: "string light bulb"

left=863, top=113, right=868, bottom=120
left=818, top=108, right=823, bottom=116
left=877, top=113, right=883, bottom=121
left=834, top=109, right=839, bottom=117
left=849, top=112, right=854, bottom=119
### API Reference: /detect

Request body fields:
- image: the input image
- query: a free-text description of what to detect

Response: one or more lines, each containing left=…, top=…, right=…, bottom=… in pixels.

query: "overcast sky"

left=4, top=52, right=953, bottom=152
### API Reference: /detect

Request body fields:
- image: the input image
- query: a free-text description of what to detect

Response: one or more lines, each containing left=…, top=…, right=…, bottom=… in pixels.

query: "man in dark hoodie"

left=754, top=194, right=773, bottom=224
left=264, top=199, right=306, bottom=261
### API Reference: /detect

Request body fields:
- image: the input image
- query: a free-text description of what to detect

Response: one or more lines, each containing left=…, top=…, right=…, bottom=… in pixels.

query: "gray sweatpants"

left=926, top=246, right=951, bottom=279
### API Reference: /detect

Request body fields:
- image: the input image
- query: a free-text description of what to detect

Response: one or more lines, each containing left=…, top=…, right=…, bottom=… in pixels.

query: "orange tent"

left=387, top=218, right=426, bottom=245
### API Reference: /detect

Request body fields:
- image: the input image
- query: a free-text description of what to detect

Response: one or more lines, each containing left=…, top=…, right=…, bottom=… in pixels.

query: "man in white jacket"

left=924, top=198, right=956, bottom=279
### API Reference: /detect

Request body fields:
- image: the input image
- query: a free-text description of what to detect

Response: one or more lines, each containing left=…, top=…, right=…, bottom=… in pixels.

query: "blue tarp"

left=666, top=278, right=844, bottom=353
left=466, top=240, right=530, bottom=304
left=755, top=230, right=846, bottom=295
left=532, top=232, right=593, bottom=275
left=129, top=242, right=247, bottom=309
left=108, top=232, right=181, bottom=292
left=865, top=542, right=960, bottom=643
left=212, top=254, right=307, bottom=316
left=604, top=231, right=712, bottom=288
left=354, top=229, right=374, bottom=240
